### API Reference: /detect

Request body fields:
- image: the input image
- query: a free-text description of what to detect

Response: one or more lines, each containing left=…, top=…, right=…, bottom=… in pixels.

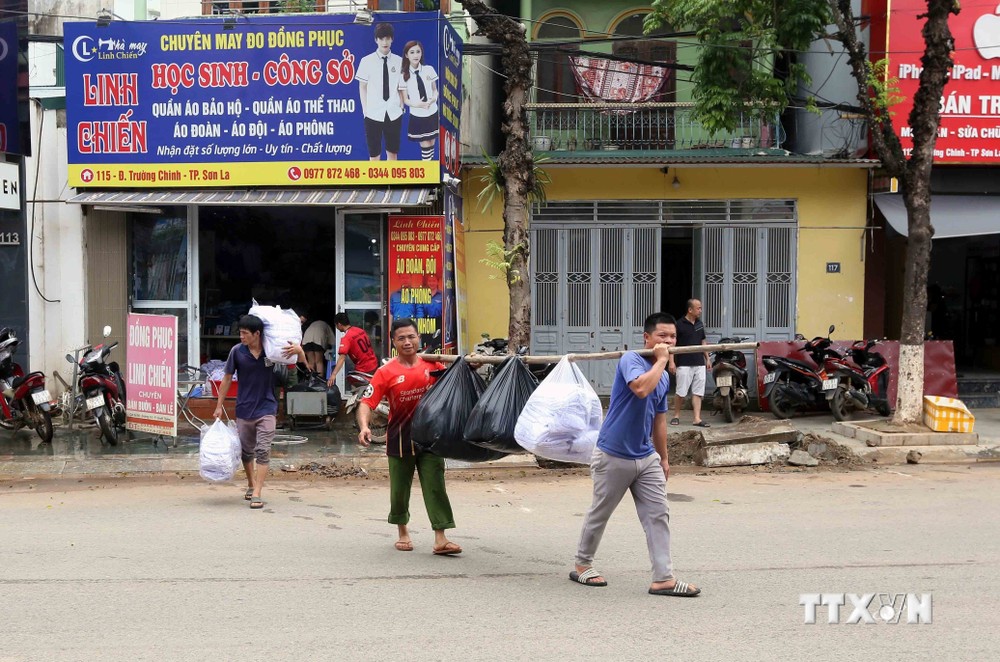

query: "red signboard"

left=387, top=215, right=449, bottom=353
left=885, top=0, right=1000, bottom=163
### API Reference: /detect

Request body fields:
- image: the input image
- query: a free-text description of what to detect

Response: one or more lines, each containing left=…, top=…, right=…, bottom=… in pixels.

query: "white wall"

left=24, top=103, right=88, bottom=397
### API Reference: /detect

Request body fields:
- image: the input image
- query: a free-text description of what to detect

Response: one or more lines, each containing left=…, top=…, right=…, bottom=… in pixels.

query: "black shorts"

left=302, top=342, right=325, bottom=353
left=365, top=115, right=402, bottom=158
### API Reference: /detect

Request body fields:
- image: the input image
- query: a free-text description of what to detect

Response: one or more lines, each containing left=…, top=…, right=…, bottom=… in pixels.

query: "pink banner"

left=755, top=340, right=957, bottom=412
left=126, top=313, right=178, bottom=436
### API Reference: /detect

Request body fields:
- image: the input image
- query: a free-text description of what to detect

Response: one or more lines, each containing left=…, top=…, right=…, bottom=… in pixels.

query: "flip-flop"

left=669, top=418, right=680, bottom=426
left=648, top=579, right=701, bottom=597
left=394, top=540, right=414, bottom=552
left=569, top=568, right=607, bottom=587
left=244, top=488, right=254, bottom=501
left=693, top=421, right=711, bottom=428
left=432, top=542, right=462, bottom=556
left=250, top=497, right=264, bottom=509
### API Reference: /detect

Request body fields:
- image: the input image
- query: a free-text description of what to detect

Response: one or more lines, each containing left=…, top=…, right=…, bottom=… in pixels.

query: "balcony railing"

left=524, top=102, right=780, bottom=152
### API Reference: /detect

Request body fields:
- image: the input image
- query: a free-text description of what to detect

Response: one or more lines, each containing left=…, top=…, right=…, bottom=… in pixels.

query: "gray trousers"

left=575, top=449, right=673, bottom=582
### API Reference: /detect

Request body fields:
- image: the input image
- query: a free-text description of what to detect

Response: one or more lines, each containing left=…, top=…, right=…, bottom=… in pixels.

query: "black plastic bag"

left=411, top=358, right=509, bottom=462
left=288, top=371, right=326, bottom=392
left=465, top=357, right=539, bottom=453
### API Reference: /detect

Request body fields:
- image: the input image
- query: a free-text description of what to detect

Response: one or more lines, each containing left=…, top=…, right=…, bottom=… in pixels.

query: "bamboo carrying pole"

left=417, top=341, right=759, bottom=365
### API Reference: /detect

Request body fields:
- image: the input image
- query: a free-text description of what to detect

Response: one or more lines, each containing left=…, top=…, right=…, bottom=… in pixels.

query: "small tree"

left=463, top=0, right=535, bottom=353
left=649, top=0, right=959, bottom=423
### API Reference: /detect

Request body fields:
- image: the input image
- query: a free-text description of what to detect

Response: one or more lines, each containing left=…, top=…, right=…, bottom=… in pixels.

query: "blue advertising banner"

left=438, top=19, right=462, bottom=178
left=64, top=12, right=460, bottom=187
left=0, top=21, right=19, bottom=154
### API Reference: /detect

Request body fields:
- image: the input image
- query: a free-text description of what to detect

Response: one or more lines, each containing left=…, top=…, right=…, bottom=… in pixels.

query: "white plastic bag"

left=199, top=419, right=241, bottom=482
left=247, top=299, right=302, bottom=365
left=514, top=357, right=603, bottom=464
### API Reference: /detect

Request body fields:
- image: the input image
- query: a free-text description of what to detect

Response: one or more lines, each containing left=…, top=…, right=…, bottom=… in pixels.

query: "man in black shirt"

left=668, top=299, right=711, bottom=427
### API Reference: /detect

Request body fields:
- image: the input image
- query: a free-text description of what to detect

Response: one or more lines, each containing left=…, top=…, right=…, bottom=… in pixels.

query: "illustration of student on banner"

left=398, top=40, right=439, bottom=161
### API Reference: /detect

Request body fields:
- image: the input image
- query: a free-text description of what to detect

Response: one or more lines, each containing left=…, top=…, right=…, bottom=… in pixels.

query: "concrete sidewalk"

left=1, top=407, right=998, bottom=478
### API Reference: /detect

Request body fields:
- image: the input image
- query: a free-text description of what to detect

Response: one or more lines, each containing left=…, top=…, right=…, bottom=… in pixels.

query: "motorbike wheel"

left=830, top=386, right=852, bottom=422
left=720, top=393, right=735, bottom=423
left=33, top=406, right=53, bottom=443
left=876, top=401, right=892, bottom=417
left=768, top=387, right=794, bottom=420
left=96, top=409, right=118, bottom=445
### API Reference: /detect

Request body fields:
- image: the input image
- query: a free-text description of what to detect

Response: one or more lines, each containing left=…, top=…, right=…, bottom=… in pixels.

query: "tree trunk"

left=831, top=0, right=957, bottom=424
left=464, top=0, right=535, bottom=353
left=895, top=194, right=933, bottom=422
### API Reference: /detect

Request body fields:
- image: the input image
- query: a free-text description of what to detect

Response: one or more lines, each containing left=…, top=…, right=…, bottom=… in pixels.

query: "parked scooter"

left=473, top=335, right=554, bottom=382
left=0, top=328, right=54, bottom=443
left=761, top=325, right=841, bottom=419
left=67, top=326, right=127, bottom=445
left=711, top=337, right=749, bottom=423
left=827, top=339, right=892, bottom=421
left=342, top=369, right=389, bottom=444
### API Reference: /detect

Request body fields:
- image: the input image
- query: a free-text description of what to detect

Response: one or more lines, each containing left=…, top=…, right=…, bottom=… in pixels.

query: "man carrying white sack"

left=569, top=312, right=701, bottom=597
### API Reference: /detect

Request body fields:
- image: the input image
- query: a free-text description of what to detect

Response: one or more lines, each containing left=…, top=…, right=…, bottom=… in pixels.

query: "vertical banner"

left=443, top=187, right=466, bottom=354
left=126, top=313, right=178, bottom=437
left=438, top=19, right=462, bottom=178
left=0, top=20, right=18, bottom=153
left=388, top=215, right=445, bottom=352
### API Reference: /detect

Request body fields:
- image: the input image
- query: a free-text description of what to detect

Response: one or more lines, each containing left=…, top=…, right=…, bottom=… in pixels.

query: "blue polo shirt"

left=596, top=351, right=670, bottom=460
left=223, top=344, right=278, bottom=420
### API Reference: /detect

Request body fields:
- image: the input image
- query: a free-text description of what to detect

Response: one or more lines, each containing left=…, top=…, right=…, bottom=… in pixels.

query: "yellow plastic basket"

left=922, top=395, right=975, bottom=433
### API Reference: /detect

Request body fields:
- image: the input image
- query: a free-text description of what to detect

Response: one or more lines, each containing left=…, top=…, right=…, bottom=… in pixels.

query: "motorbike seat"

left=773, top=356, right=815, bottom=371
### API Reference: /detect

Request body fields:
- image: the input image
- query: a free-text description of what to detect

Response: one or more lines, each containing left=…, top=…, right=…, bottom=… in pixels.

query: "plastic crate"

left=922, top=395, right=975, bottom=433
left=209, top=380, right=238, bottom=398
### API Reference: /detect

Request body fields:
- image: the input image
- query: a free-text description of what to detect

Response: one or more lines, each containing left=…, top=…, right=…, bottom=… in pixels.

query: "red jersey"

left=339, top=326, right=378, bottom=374
left=361, top=357, right=445, bottom=457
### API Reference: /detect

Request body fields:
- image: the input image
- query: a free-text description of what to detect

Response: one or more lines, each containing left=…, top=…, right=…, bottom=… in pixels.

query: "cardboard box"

left=923, top=395, right=975, bottom=433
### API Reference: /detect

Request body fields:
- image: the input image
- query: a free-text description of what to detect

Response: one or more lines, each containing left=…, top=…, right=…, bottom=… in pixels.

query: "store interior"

left=198, top=206, right=340, bottom=364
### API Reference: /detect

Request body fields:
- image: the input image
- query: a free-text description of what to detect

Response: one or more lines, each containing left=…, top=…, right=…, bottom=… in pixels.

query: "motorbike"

left=473, top=335, right=554, bottom=382
left=711, top=336, right=749, bottom=423
left=761, top=325, right=842, bottom=420
left=827, top=339, right=892, bottom=421
left=342, top=368, right=389, bottom=444
left=0, top=328, right=54, bottom=443
left=67, top=327, right=127, bottom=445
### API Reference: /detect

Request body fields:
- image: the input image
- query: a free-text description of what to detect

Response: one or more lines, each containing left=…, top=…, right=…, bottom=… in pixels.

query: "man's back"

left=341, top=325, right=378, bottom=373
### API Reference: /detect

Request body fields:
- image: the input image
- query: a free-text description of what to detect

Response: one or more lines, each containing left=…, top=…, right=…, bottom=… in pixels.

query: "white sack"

left=514, top=357, right=603, bottom=464
left=248, top=300, right=302, bottom=365
left=199, top=419, right=241, bottom=482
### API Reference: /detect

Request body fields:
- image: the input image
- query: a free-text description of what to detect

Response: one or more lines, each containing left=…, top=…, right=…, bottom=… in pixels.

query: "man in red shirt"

left=327, top=312, right=379, bottom=388
left=358, top=318, right=462, bottom=556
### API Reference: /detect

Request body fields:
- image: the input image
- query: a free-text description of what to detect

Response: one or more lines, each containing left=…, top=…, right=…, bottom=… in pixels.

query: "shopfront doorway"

left=336, top=211, right=387, bottom=363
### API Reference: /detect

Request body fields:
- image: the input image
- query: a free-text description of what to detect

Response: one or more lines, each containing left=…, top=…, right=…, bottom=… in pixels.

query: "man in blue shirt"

left=569, top=312, right=701, bottom=597
left=214, top=314, right=304, bottom=509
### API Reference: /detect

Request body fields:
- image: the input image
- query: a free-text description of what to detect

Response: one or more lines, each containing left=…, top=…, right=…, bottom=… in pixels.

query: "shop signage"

left=443, top=187, right=466, bottom=353
left=439, top=20, right=462, bottom=178
left=0, top=20, right=18, bottom=154
left=0, top=160, right=18, bottom=210
left=125, top=313, right=177, bottom=437
left=388, top=215, right=448, bottom=353
left=64, top=12, right=461, bottom=188
left=886, top=0, right=1000, bottom=163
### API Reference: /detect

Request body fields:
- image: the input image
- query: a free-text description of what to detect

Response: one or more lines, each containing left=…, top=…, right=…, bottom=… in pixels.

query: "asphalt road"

left=2, top=463, right=999, bottom=661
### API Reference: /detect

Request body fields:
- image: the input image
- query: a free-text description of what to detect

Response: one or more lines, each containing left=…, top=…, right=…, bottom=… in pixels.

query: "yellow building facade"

left=461, top=164, right=871, bottom=352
